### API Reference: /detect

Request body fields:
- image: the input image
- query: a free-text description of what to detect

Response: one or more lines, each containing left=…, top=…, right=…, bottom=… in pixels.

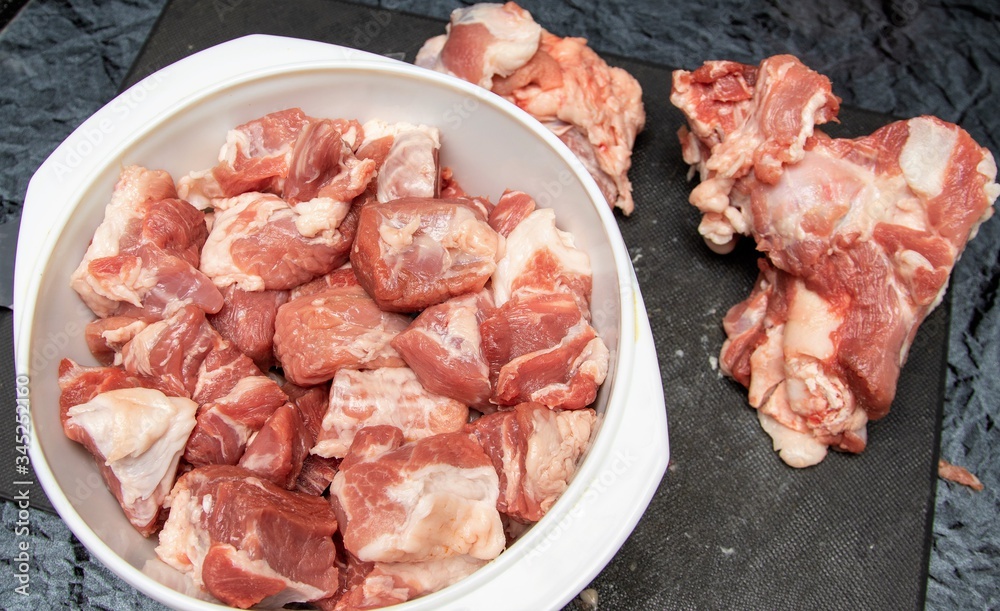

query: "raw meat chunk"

left=85, top=316, right=150, bottom=366
left=288, top=265, right=360, bottom=301
left=282, top=381, right=332, bottom=442
left=272, top=284, right=410, bottom=386
left=120, top=305, right=219, bottom=398
left=295, top=454, right=341, bottom=497
left=155, top=465, right=340, bottom=608
left=492, top=207, right=592, bottom=311
left=481, top=292, right=609, bottom=409
left=207, top=285, right=288, bottom=371
left=468, top=402, right=595, bottom=522
left=312, top=368, right=469, bottom=458
left=332, top=555, right=487, bottom=611
left=199, top=192, right=356, bottom=291
left=70, top=165, right=223, bottom=318
left=350, top=197, right=500, bottom=312
left=417, top=2, right=645, bottom=214
left=391, top=290, right=495, bottom=408
left=672, top=56, right=999, bottom=466
left=330, top=427, right=505, bottom=563
left=357, top=120, right=441, bottom=203
left=488, top=189, right=536, bottom=238
left=670, top=55, right=841, bottom=252
left=238, top=402, right=312, bottom=489
left=177, top=108, right=368, bottom=210
left=63, top=387, right=197, bottom=536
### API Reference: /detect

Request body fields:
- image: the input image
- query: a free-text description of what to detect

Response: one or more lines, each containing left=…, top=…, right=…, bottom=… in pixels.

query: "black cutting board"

left=27, top=0, right=942, bottom=608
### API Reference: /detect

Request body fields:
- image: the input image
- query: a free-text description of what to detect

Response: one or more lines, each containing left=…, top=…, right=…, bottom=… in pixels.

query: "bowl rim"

left=16, top=35, right=650, bottom=611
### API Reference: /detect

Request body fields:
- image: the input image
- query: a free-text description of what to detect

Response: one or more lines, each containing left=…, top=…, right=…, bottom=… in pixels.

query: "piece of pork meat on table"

left=672, top=55, right=999, bottom=466
left=350, top=196, right=500, bottom=312
left=70, top=165, right=223, bottom=319
left=155, top=465, right=341, bottom=609
left=416, top=1, right=645, bottom=214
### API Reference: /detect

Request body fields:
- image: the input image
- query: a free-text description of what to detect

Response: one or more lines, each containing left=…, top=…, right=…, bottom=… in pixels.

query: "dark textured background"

left=0, top=1, right=997, bottom=610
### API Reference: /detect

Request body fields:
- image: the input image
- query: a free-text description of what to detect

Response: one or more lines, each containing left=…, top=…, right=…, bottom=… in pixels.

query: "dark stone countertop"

left=0, top=1, right=997, bottom=609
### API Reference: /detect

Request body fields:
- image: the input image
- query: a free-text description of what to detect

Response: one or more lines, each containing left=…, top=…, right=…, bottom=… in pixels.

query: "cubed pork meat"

left=391, top=290, right=495, bottom=408
left=70, top=165, right=223, bottom=319
left=207, top=285, right=289, bottom=371
left=155, top=465, right=341, bottom=609
left=350, top=197, right=500, bottom=312
left=330, top=555, right=487, bottom=611
left=312, top=368, right=469, bottom=459
left=272, top=284, right=410, bottom=386
left=331, top=426, right=505, bottom=564
left=468, top=402, right=595, bottom=522
left=356, top=120, right=441, bottom=203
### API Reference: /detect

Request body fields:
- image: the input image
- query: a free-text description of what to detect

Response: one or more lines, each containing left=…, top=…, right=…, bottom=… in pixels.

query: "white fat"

left=783, top=283, right=840, bottom=361
left=899, top=117, right=958, bottom=199
left=200, top=193, right=285, bottom=290
left=356, top=462, right=504, bottom=563
left=293, top=197, right=351, bottom=238
left=757, top=412, right=827, bottom=468
left=523, top=408, right=596, bottom=515
left=379, top=216, right=422, bottom=251
left=450, top=3, right=541, bottom=87
left=493, top=208, right=591, bottom=307
left=67, top=388, right=197, bottom=509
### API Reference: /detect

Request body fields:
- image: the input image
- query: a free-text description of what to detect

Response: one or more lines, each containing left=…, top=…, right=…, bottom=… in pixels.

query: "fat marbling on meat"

left=416, top=1, right=645, bottom=214
left=70, top=165, right=223, bottom=319
left=155, top=465, right=341, bottom=609
left=330, top=426, right=505, bottom=564
left=672, top=55, right=999, bottom=466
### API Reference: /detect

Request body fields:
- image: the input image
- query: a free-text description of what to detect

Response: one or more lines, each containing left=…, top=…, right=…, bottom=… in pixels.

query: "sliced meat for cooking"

left=282, top=381, right=332, bottom=442
left=199, top=192, right=355, bottom=291
left=468, top=402, right=595, bottom=522
left=670, top=55, right=841, bottom=252
left=417, top=4, right=645, bottom=214
left=155, top=465, right=340, bottom=609
left=350, top=197, right=500, bottom=312
left=330, top=427, right=505, bottom=563
left=332, top=555, right=487, bottom=611
left=358, top=120, right=441, bottom=203
left=70, top=165, right=223, bottom=318
left=207, top=285, right=289, bottom=371
left=391, top=290, right=495, bottom=408
left=238, top=402, right=312, bottom=489
left=312, top=368, right=469, bottom=459
left=63, top=387, right=197, bottom=537
left=492, top=207, right=592, bottom=311
left=273, top=284, right=410, bottom=386
left=673, top=56, right=999, bottom=466
left=481, top=292, right=609, bottom=410
left=289, top=265, right=360, bottom=301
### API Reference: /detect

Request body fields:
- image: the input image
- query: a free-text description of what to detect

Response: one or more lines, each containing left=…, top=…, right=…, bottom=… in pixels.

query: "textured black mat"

left=12, top=0, right=941, bottom=608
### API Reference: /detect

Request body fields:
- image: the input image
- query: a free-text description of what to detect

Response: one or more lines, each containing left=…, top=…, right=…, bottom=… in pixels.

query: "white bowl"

left=14, top=35, right=668, bottom=610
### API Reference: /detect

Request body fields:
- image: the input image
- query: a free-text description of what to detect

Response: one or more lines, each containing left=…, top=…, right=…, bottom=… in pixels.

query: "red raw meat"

left=391, top=290, right=495, bottom=408
left=58, top=360, right=197, bottom=536
left=238, top=402, right=312, bottom=489
left=673, top=56, right=999, bottom=466
left=468, top=402, right=595, bottom=522
left=207, top=285, right=289, bottom=371
left=330, top=427, right=505, bottom=563
left=70, top=165, right=222, bottom=319
left=488, top=189, right=536, bottom=237
left=350, top=197, right=499, bottom=312
left=312, top=367, right=469, bottom=458
left=155, top=465, right=340, bottom=609
left=272, top=283, right=410, bottom=386
left=357, top=120, right=441, bottom=203
left=481, top=292, right=609, bottom=409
